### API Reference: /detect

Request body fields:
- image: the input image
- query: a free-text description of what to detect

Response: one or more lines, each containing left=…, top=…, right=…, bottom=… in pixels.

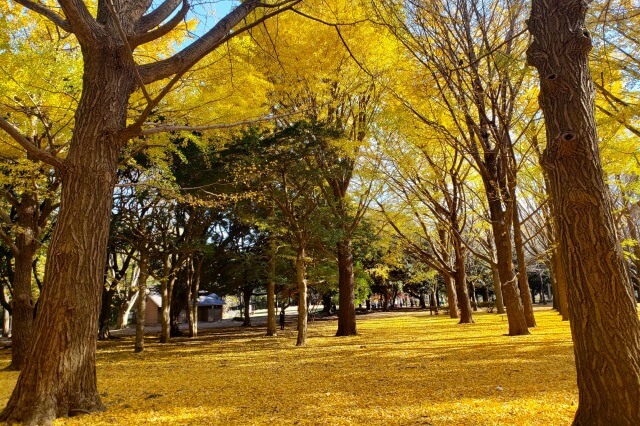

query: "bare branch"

left=0, top=116, right=66, bottom=170
left=14, top=0, right=71, bottom=32
left=138, top=0, right=300, bottom=84
left=131, top=0, right=189, bottom=47
left=136, top=0, right=182, bottom=34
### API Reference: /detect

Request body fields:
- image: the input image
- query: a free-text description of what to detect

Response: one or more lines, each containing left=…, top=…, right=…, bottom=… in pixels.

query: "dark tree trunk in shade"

left=242, top=286, right=252, bottom=327
left=528, top=1, right=640, bottom=423
left=266, top=232, right=277, bottom=336
left=512, top=201, right=536, bottom=327
left=8, top=204, right=38, bottom=370
left=134, top=255, right=149, bottom=353
left=336, top=238, right=356, bottom=336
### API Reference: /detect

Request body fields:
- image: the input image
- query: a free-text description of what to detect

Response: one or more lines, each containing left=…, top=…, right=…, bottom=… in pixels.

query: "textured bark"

left=9, top=206, right=38, bottom=370
left=134, top=255, right=149, bottom=353
left=0, top=44, right=130, bottom=421
left=528, top=2, right=640, bottom=424
left=336, top=238, right=356, bottom=336
left=512, top=202, right=536, bottom=327
left=295, top=246, right=308, bottom=347
left=490, top=263, right=505, bottom=314
left=444, top=276, right=458, bottom=319
left=453, top=248, right=473, bottom=324
left=487, top=188, right=529, bottom=335
left=551, top=245, right=570, bottom=320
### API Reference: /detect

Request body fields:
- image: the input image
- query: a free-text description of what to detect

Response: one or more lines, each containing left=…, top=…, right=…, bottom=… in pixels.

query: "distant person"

left=279, top=310, right=285, bottom=330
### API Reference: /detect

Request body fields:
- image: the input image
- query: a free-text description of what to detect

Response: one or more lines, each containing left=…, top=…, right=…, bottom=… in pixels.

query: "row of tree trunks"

left=528, top=1, right=640, bottom=423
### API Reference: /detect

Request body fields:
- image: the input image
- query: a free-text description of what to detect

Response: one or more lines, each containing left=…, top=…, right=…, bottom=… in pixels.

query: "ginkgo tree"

left=0, top=0, right=298, bottom=423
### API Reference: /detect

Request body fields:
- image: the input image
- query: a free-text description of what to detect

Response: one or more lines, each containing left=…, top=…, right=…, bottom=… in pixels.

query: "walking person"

left=279, top=309, right=285, bottom=330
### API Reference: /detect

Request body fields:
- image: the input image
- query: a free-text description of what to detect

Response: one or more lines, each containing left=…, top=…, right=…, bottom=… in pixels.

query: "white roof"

left=147, top=292, right=225, bottom=307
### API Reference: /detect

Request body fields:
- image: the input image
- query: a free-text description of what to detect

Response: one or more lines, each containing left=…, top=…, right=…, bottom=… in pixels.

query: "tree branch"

left=57, top=0, right=101, bottom=44
left=136, top=0, right=182, bottom=34
left=0, top=116, right=66, bottom=170
left=131, top=0, right=189, bottom=47
left=14, top=0, right=71, bottom=32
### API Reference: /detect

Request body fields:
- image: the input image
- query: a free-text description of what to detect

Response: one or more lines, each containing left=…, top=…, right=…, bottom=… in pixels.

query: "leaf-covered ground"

left=0, top=308, right=577, bottom=425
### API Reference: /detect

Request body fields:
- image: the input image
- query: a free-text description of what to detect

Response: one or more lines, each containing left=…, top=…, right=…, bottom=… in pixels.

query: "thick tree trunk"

left=487, top=193, right=529, bottom=335
left=336, top=238, right=357, bottom=336
left=8, top=234, right=37, bottom=371
left=266, top=232, right=277, bottom=336
left=419, top=289, right=426, bottom=309
left=134, top=255, right=149, bottom=353
left=490, top=263, right=505, bottom=314
left=512, top=202, right=536, bottom=327
left=444, top=276, right=458, bottom=319
left=528, top=2, right=640, bottom=423
left=453, top=250, right=473, bottom=324
left=160, top=276, right=172, bottom=343
left=0, top=54, right=129, bottom=421
left=295, top=246, right=308, bottom=347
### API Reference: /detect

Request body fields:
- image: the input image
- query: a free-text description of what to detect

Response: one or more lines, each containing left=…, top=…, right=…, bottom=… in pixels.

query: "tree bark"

left=336, top=238, right=357, bottom=336
left=242, top=285, right=252, bottom=327
left=490, top=263, right=506, bottom=314
left=453, top=248, right=473, bottom=324
left=295, top=245, right=308, bottom=347
left=444, top=276, right=459, bottom=319
left=116, top=289, right=138, bottom=330
left=135, top=254, right=149, bottom=353
left=8, top=222, right=37, bottom=370
left=528, top=2, right=640, bottom=423
left=512, top=201, right=536, bottom=327
left=0, top=48, right=131, bottom=421
left=487, top=188, right=529, bottom=335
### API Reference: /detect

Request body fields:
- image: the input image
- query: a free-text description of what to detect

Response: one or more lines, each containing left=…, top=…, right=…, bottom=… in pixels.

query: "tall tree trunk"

left=490, top=263, right=506, bottom=314
left=266, top=231, right=277, bottom=336
left=0, top=54, right=130, bottom=421
left=453, top=247, right=473, bottom=324
left=528, top=2, right=640, bottom=423
left=512, top=201, right=537, bottom=327
left=135, top=254, right=149, bottom=353
left=160, top=275, right=172, bottom=343
left=487, top=190, right=529, bottom=335
left=295, top=245, right=308, bottom=347
left=242, top=286, right=252, bottom=327
left=98, top=287, right=115, bottom=340
left=188, top=257, right=201, bottom=338
left=444, top=276, right=459, bottom=319
left=419, top=289, right=426, bottom=309
left=551, top=246, right=570, bottom=320
left=9, top=228, right=37, bottom=370
left=336, top=238, right=357, bottom=336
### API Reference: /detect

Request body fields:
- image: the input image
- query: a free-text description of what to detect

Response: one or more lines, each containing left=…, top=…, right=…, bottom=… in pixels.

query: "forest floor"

left=0, top=307, right=577, bottom=425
